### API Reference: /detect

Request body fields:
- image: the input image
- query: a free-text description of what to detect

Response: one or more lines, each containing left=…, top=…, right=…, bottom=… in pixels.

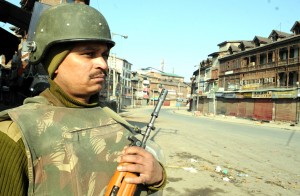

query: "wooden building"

left=192, top=21, right=300, bottom=123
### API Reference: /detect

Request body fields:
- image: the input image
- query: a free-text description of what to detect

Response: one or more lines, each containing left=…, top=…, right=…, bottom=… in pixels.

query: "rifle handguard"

left=105, top=89, right=168, bottom=196
left=105, top=163, right=137, bottom=196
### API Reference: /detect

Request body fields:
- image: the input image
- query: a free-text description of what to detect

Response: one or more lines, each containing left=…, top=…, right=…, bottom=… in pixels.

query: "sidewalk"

left=171, top=107, right=300, bottom=131
left=120, top=105, right=299, bottom=131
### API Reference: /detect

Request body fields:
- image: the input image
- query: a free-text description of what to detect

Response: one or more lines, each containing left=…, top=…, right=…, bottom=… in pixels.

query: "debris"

left=223, top=177, right=230, bottom=182
left=222, top=169, right=228, bottom=175
left=237, top=173, right=249, bottom=177
left=190, top=158, right=198, bottom=163
left=183, top=167, right=197, bottom=173
left=215, top=166, right=222, bottom=172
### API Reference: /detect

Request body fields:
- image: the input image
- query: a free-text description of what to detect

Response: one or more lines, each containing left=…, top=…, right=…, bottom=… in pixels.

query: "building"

left=191, top=21, right=300, bottom=123
left=104, top=54, right=133, bottom=110
left=136, top=67, right=190, bottom=107
left=190, top=41, right=242, bottom=113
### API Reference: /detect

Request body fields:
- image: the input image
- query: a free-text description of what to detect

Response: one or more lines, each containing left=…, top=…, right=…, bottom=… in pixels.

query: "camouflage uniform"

left=0, top=93, right=162, bottom=195
left=0, top=4, right=165, bottom=195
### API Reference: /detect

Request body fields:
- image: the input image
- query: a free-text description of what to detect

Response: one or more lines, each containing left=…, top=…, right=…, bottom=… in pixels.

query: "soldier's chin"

left=95, top=84, right=104, bottom=93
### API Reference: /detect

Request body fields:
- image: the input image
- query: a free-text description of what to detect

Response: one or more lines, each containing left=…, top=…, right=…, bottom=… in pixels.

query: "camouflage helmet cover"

left=29, top=3, right=115, bottom=64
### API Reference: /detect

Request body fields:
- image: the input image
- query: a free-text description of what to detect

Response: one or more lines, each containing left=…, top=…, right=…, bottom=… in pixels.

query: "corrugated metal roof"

left=161, top=72, right=184, bottom=78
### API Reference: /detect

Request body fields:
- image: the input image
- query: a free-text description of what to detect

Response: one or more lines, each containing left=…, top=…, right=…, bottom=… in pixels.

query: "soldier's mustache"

left=89, top=69, right=107, bottom=78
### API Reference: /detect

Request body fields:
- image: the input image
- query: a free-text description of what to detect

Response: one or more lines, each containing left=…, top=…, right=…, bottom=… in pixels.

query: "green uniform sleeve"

left=0, top=131, right=28, bottom=196
left=147, top=162, right=167, bottom=191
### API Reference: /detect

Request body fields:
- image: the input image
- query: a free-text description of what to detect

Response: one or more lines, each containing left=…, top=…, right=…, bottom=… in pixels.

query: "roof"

left=161, top=72, right=184, bottom=78
left=217, top=40, right=243, bottom=46
left=268, top=30, right=293, bottom=39
left=239, top=41, right=255, bottom=48
left=208, top=51, right=220, bottom=57
left=290, top=21, right=300, bottom=32
left=228, top=45, right=240, bottom=52
left=219, top=34, right=300, bottom=60
left=253, top=36, right=272, bottom=44
left=140, top=67, right=183, bottom=78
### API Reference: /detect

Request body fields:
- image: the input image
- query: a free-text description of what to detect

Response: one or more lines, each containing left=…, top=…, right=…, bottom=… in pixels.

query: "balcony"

left=220, top=57, right=300, bottom=76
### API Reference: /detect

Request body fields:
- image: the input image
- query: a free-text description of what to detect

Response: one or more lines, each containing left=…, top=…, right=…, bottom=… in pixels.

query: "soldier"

left=0, top=3, right=166, bottom=196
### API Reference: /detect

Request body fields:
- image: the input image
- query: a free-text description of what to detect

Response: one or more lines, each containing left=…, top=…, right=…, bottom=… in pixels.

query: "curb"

left=172, top=109, right=299, bottom=131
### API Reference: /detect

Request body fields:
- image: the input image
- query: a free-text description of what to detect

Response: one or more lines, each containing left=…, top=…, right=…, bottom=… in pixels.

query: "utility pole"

left=131, top=85, right=134, bottom=108
left=197, top=63, right=201, bottom=111
left=112, top=53, right=116, bottom=98
left=213, top=82, right=216, bottom=115
left=110, top=32, right=128, bottom=109
left=189, top=75, right=195, bottom=111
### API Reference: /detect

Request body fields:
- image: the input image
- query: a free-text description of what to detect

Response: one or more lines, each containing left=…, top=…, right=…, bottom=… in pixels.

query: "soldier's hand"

left=117, top=146, right=163, bottom=186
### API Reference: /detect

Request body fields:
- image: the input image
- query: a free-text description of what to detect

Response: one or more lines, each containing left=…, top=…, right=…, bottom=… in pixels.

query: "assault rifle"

left=105, top=88, right=168, bottom=196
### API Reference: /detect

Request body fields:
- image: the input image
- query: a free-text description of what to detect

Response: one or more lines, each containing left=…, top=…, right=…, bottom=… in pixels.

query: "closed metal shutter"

left=192, top=99, right=197, bottom=111
left=197, top=98, right=204, bottom=112
left=226, top=99, right=237, bottom=116
left=245, top=99, right=254, bottom=119
left=275, top=99, right=297, bottom=122
left=237, top=100, right=246, bottom=118
left=203, top=98, right=209, bottom=114
left=236, top=99, right=254, bottom=119
left=253, top=99, right=273, bottom=121
left=208, top=98, right=214, bottom=114
left=216, top=98, right=226, bottom=115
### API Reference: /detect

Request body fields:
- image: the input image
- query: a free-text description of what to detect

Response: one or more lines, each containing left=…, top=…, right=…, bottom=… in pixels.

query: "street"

left=122, top=106, right=300, bottom=196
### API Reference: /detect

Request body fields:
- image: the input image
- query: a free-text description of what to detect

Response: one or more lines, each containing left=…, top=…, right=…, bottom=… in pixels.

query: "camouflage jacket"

left=1, top=96, right=161, bottom=196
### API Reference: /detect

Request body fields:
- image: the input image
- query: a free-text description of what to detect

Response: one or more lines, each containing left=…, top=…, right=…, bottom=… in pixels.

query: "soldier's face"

left=53, top=42, right=109, bottom=103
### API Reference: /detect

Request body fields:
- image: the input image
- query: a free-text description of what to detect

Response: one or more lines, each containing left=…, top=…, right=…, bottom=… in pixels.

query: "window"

left=250, top=55, right=256, bottom=66
left=268, top=51, right=275, bottom=63
left=259, top=53, right=267, bottom=65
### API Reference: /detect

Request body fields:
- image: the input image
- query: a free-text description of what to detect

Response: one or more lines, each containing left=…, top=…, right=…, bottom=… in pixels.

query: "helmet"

left=29, top=3, right=115, bottom=64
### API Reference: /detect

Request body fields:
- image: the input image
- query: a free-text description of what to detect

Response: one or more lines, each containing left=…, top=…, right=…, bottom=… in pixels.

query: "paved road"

left=122, top=106, right=300, bottom=196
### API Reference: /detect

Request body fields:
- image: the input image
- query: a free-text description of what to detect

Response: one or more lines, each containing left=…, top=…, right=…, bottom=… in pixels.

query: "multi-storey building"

left=190, top=41, right=242, bottom=113
left=136, top=67, right=190, bottom=106
left=192, top=21, right=300, bottom=123
left=104, top=54, right=133, bottom=109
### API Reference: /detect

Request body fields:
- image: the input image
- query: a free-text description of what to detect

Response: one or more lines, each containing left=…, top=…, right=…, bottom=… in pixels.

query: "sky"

left=1, top=0, right=299, bottom=82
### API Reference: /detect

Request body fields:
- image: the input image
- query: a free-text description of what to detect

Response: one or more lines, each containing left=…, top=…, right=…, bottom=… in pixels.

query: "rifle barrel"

left=141, top=89, right=168, bottom=148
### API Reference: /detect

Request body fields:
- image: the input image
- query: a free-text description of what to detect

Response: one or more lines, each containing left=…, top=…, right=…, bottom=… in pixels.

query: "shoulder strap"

left=102, top=107, right=141, bottom=133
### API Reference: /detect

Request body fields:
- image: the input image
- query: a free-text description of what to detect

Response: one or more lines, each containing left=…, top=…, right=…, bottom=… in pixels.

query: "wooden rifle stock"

left=105, top=163, right=138, bottom=196
left=105, top=89, right=168, bottom=196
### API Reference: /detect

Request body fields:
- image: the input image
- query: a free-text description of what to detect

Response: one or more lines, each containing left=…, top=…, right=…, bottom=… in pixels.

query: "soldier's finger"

left=125, top=173, right=148, bottom=185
